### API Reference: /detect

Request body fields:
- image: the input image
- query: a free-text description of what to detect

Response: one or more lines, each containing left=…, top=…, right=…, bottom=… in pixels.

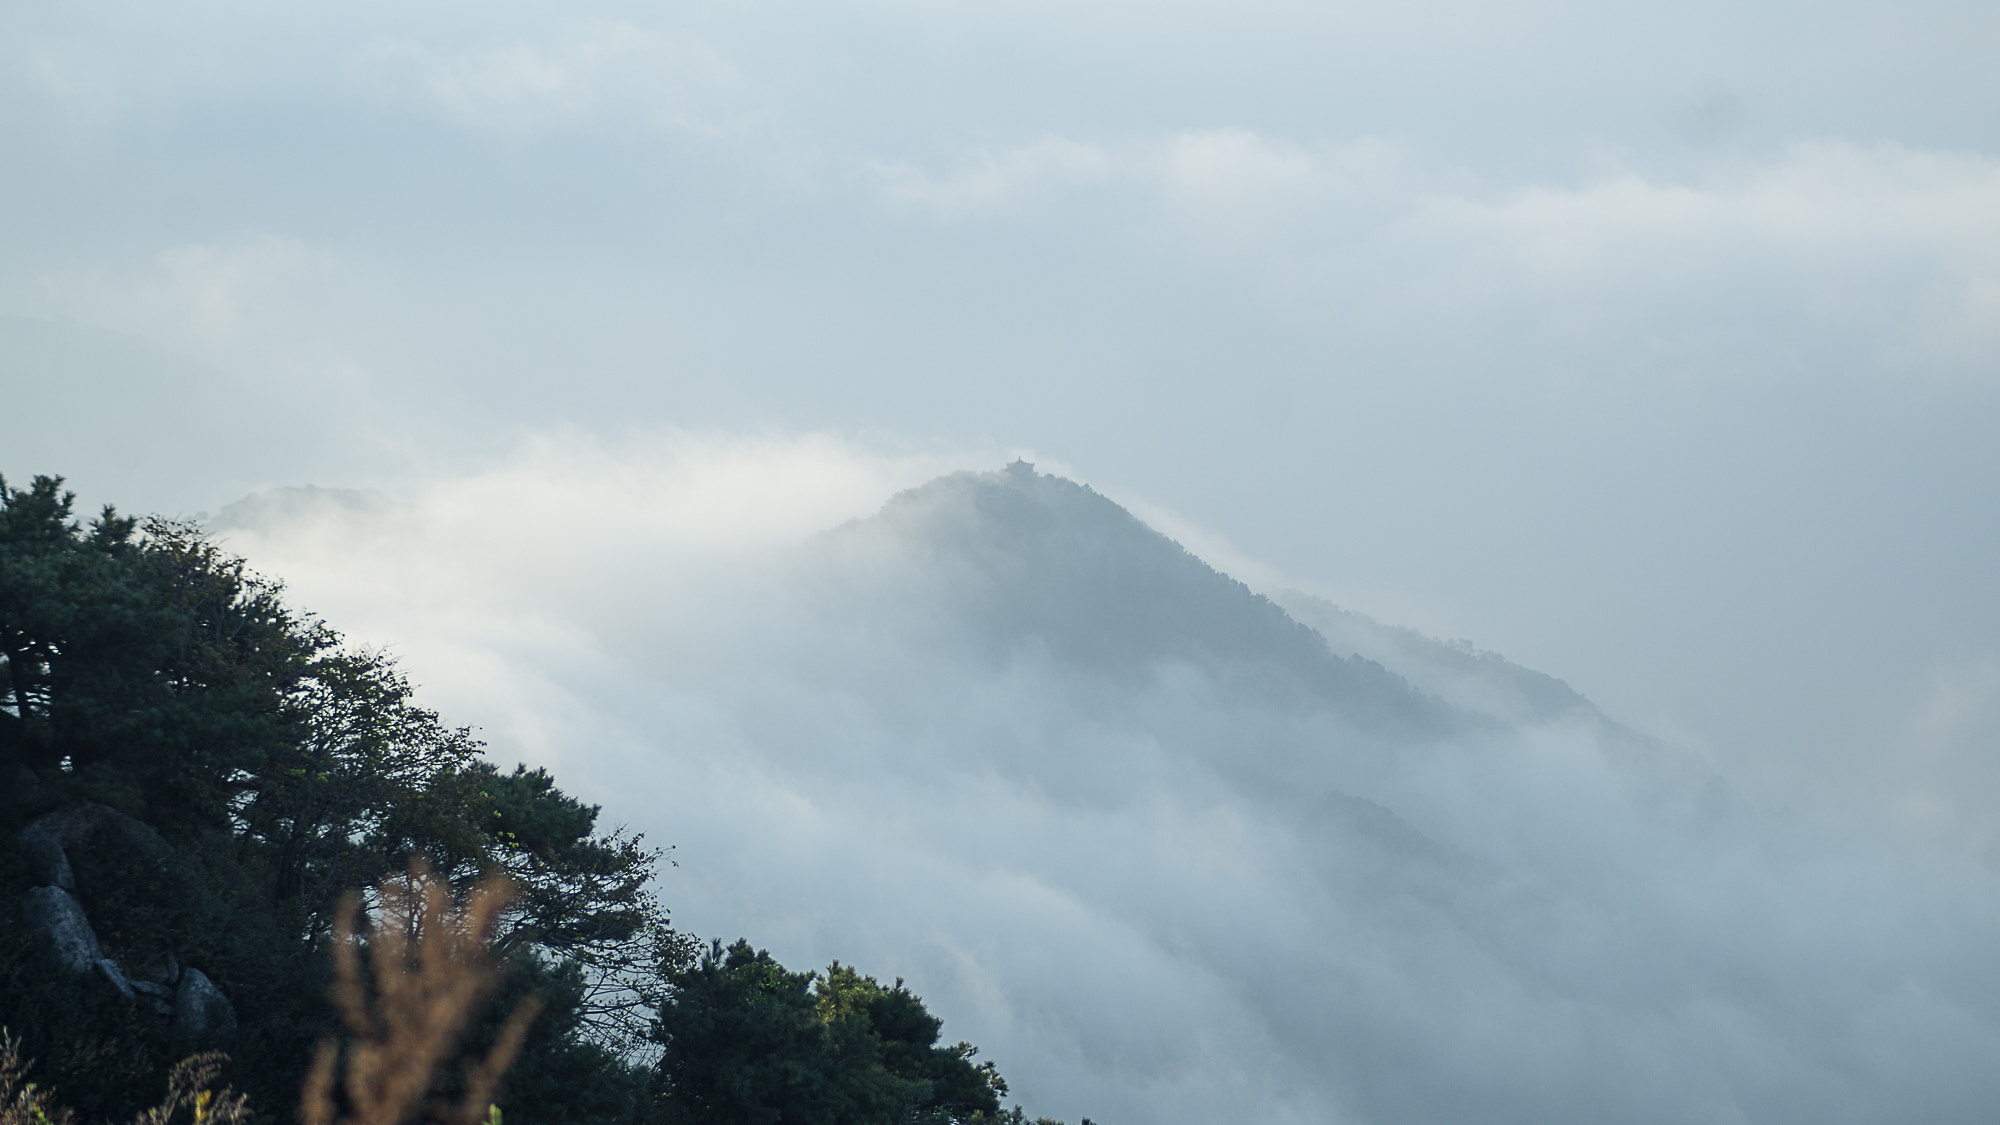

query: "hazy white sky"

left=4, top=0, right=1999, bottom=833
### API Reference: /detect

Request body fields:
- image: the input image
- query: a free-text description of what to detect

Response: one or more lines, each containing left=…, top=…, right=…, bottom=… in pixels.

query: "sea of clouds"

left=208, top=433, right=2000, bottom=1125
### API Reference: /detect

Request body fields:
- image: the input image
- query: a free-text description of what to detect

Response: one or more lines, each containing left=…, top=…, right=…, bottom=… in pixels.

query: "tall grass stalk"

left=301, top=862, right=541, bottom=1125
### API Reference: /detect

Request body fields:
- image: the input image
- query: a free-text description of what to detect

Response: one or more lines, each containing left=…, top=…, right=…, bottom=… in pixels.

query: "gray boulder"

left=19, top=819, right=75, bottom=892
left=16, top=804, right=199, bottom=1015
left=172, top=968, right=237, bottom=1039
left=20, top=885, right=103, bottom=972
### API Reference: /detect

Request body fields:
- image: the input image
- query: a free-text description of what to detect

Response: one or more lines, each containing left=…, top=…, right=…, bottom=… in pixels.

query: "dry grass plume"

left=300, top=862, right=541, bottom=1125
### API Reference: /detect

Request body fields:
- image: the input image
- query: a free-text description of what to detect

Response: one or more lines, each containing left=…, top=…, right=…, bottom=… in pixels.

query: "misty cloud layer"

left=208, top=441, right=2000, bottom=1125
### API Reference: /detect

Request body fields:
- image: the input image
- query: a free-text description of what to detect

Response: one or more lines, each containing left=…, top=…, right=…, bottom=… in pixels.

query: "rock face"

left=20, top=885, right=104, bottom=972
left=172, top=968, right=237, bottom=1038
left=16, top=803, right=236, bottom=1034
left=19, top=817, right=77, bottom=891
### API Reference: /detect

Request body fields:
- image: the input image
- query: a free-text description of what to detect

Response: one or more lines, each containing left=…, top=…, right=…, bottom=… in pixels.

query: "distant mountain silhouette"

left=817, top=466, right=1471, bottom=737
left=210, top=485, right=396, bottom=531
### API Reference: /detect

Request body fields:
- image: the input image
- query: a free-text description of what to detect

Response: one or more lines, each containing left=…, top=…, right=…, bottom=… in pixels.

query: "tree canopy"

left=652, top=940, right=1006, bottom=1125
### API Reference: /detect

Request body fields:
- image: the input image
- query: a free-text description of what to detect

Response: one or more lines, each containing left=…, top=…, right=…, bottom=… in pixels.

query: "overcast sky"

left=6, top=0, right=2000, bottom=902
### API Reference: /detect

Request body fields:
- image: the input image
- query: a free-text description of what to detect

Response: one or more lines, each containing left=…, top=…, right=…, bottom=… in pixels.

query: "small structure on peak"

left=1004, top=458, right=1036, bottom=478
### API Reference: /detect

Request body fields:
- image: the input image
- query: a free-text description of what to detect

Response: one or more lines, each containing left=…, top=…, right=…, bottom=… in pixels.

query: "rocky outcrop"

left=16, top=803, right=235, bottom=1036
left=20, top=885, right=104, bottom=972
left=19, top=819, right=76, bottom=892
left=172, top=968, right=237, bottom=1038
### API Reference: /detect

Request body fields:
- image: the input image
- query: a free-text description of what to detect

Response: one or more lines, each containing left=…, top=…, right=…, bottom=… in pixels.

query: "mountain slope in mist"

left=815, top=465, right=1468, bottom=735
left=1273, top=589, right=1592, bottom=725
left=800, top=465, right=1710, bottom=816
left=213, top=459, right=2000, bottom=1125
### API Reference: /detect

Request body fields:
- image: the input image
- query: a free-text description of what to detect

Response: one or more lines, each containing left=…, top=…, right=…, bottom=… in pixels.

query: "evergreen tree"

left=651, top=940, right=1005, bottom=1125
left=0, top=476, right=660, bottom=1124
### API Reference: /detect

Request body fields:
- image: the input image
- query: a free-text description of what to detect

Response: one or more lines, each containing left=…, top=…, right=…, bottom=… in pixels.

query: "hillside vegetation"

left=0, top=474, right=1059, bottom=1125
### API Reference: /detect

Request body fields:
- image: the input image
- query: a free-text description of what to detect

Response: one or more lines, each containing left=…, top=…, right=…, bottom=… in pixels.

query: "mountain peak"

left=823, top=468, right=1464, bottom=736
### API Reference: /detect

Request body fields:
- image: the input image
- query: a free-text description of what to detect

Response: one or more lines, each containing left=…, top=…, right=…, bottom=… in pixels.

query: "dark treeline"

left=0, top=475, right=1076, bottom=1125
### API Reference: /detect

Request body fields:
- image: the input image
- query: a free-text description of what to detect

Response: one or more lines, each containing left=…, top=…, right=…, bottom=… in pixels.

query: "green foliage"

left=651, top=941, right=1005, bottom=1125
left=456, top=956, right=651, bottom=1125
left=0, top=477, right=346, bottom=844
left=234, top=643, right=484, bottom=918
left=0, top=476, right=663, bottom=1125
left=1, top=474, right=1075, bottom=1125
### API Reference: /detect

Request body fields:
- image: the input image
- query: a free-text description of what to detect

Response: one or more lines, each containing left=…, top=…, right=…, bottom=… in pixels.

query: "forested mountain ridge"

left=0, top=474, right=1054, bottom=1125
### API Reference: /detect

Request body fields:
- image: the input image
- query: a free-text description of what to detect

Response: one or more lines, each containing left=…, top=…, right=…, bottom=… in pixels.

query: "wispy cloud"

left=38, top=235, right=331, bottom=357
left=369, top=20, right=743, bottom=137
left=1156, top=130, right=1412, bottom=248
left=868, top=136, right=1118, bottom=217
left=858, top=129, right=2000, bottom=374
left=1413, top=142, right=2000, bottom=371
